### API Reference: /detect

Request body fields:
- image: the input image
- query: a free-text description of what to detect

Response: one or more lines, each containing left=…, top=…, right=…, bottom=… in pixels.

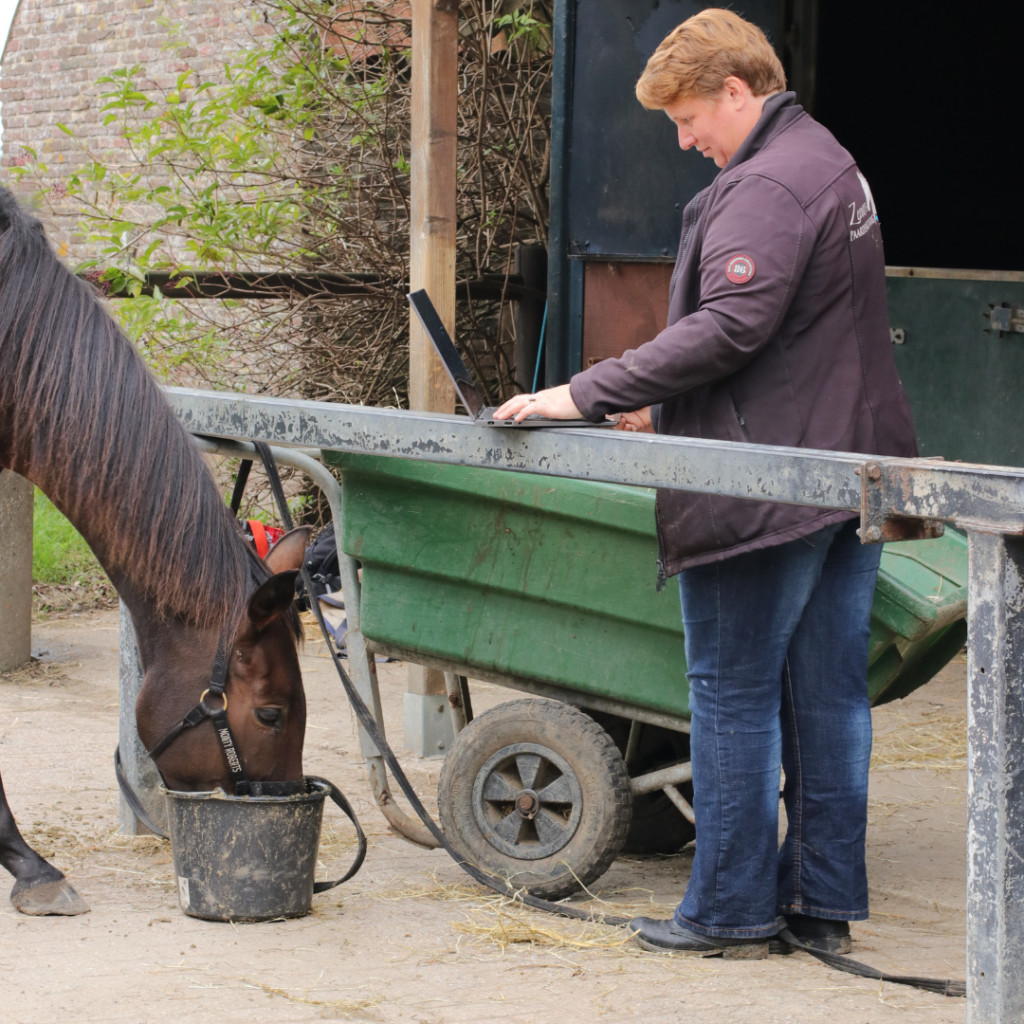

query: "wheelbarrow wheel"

left=626, top=782, right=696, bottom=855
left=438, top=698, right=631, bottom=900
left=583, top=711, right=696, bottom=855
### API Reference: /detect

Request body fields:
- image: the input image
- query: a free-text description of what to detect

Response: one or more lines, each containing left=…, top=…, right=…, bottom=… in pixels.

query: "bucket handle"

left=114, top=745, right=170, bottom=839
left=309, top=776, right=368, bottom=892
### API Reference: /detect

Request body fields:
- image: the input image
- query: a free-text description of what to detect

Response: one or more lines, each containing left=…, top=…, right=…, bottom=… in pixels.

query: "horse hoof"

left=11, top=877, right=90, bottom=916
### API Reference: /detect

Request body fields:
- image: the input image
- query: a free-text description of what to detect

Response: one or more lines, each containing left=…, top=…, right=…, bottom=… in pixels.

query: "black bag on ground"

left=295, top=527, right=342, bottom=610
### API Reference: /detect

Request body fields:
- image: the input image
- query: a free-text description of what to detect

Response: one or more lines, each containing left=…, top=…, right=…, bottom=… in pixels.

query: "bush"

left=12, top=1, right=553, bottom=408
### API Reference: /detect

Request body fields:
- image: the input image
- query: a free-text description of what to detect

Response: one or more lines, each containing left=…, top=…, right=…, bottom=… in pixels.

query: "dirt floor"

left=0, top=608, right=968, bottom=1023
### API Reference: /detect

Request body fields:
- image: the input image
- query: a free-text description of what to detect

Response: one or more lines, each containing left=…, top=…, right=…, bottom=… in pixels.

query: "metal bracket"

left=984, top=303, right=1024, bottom=337
left=858, top=461, right=946, bottom=543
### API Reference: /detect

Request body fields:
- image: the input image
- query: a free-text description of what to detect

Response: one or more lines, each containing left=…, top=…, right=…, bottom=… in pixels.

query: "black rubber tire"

left=625, top=785, right=696, bottom=855
left=585, top=711, right=695, bottom=855
left=438, top=698, right=632, bottom=900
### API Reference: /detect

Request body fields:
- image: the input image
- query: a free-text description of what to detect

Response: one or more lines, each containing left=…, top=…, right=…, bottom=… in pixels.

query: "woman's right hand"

left=615, top=407, right=654, bottom=433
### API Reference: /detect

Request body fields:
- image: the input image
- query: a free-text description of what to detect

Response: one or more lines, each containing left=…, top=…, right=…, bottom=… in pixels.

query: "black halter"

left=145, top=633, right=252, bottom=796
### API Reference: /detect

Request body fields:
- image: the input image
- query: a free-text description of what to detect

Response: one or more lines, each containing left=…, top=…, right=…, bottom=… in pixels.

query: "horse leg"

left=0, top=769, right=89, bottom=915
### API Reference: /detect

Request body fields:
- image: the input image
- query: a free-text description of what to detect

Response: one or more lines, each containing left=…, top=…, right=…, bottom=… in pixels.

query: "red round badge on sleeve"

left=726, top=254, right=755, bottom=284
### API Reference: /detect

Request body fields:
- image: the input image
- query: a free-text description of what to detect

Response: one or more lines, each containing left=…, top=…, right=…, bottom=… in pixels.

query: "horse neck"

left=15, top=403, right=239, bottom=634
left=112, top=575, right=216, bottom=679
left=0, top=189, right=253, bottom=644
left=1, top=317, right=252, bottom=635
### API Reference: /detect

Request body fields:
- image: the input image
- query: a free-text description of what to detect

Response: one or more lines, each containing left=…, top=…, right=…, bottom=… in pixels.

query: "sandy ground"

left=0, top=609, right=968, bottom=1023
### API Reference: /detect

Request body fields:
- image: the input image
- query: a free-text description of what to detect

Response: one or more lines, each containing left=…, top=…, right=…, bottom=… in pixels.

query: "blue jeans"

left=675, top=519, right=881, bottom=939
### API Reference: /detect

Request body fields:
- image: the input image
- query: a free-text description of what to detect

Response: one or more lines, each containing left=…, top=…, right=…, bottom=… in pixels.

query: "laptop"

left=407, top=290, right=617, bottom=429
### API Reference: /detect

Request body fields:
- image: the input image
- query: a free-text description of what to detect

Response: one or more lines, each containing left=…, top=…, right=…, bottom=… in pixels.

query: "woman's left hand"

left=494, top=384, right=584, bottom=423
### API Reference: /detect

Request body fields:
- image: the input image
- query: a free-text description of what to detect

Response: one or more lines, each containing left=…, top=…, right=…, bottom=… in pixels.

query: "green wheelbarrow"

left=323, top=451, right=968, bottom=900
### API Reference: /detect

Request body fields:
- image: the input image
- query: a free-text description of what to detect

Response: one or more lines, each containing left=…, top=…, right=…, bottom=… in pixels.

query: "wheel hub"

left=472, top=743, right=583, bottom=861
left=515, top=789, right=540, bottom=819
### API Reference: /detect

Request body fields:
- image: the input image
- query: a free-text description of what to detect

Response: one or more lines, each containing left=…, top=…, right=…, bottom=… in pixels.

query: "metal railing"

left=166, top=386, right=1024, bottom=1023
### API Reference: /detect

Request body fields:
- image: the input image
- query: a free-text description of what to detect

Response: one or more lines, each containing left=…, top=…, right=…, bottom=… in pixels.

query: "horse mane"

left=0, top=187, right=284, bottom=632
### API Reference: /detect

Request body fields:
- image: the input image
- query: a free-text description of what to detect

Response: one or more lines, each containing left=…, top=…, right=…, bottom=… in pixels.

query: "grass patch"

left=32, top=490, right=115, bottom=614
left=33, top=489, right=104, bottom=586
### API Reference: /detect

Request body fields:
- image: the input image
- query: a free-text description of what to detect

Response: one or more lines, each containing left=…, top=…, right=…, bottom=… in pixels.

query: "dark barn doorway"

left=548, top=0, right=1024, bottom=465
left=813, top=2, right=1022, bottom=272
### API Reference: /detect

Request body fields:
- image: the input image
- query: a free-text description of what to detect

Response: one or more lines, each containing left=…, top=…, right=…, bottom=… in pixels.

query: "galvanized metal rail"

left=167, top=386, right=1024, bottom=1023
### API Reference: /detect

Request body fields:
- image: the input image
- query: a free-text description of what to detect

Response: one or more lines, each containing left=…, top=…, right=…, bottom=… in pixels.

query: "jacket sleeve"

left=569, top=175, right=813, bottom=421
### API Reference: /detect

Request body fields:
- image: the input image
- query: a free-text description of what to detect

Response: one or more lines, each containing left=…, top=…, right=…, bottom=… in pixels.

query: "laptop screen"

left=408, top=290, right=488, bottom=419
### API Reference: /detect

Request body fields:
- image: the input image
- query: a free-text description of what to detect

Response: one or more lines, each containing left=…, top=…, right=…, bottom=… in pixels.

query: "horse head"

left=134, top=526, right=314, bottom=793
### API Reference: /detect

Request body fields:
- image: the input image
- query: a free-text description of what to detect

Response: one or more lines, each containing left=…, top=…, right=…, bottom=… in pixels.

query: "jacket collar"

left=722, top=91, right=803, bottom=173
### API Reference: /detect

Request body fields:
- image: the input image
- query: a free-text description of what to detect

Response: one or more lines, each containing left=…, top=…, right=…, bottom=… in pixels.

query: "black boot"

left=770, top=914, right=852, bottom=955
left=629, top=917, right=770, bottom=959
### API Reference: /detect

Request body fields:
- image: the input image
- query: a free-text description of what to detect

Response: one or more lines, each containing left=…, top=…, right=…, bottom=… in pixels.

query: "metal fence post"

left=966, top=531, right=1024, bottom=1022
left=118, top=600, right=166, bottom=835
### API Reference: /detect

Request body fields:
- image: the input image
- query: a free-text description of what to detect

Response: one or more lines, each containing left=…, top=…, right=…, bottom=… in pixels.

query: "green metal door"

left=887, top=269, right=1024, bottom=468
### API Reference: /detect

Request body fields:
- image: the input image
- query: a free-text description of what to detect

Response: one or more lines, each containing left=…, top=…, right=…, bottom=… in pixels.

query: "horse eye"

left=255, top=708, right=282, bottom=726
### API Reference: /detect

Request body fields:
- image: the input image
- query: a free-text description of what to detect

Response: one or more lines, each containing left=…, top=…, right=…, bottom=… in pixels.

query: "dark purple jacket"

left=569, top=92, right=918, bottom=575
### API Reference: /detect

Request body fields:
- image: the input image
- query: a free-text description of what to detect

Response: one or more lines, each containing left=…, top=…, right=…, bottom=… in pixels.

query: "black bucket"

left=165, top=776, right=365, bottom=922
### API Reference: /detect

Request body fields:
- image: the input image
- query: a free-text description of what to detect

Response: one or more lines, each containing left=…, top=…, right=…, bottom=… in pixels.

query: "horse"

left=0, top=187, right=313, bottom=916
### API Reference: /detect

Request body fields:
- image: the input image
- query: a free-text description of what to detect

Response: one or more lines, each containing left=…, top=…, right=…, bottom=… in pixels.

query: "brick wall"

left=0, top=0, right=255, bottom=252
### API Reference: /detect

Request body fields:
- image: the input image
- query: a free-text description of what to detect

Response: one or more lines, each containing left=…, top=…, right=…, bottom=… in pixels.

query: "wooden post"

left=409, top=0, right=458, bottom=414
left=0, top=472, right=32, bottom=672
left=405, top=0, right=458, bottom=755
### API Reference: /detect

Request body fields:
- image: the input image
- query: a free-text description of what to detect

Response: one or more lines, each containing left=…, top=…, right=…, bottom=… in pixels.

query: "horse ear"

left=245, top=571, right=300, bottom=632
left=265, top=526, right=313, bottom=573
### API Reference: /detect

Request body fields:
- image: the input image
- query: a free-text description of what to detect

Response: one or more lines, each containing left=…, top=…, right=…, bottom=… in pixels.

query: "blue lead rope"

left=531, top=301, right=548, bottom=393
